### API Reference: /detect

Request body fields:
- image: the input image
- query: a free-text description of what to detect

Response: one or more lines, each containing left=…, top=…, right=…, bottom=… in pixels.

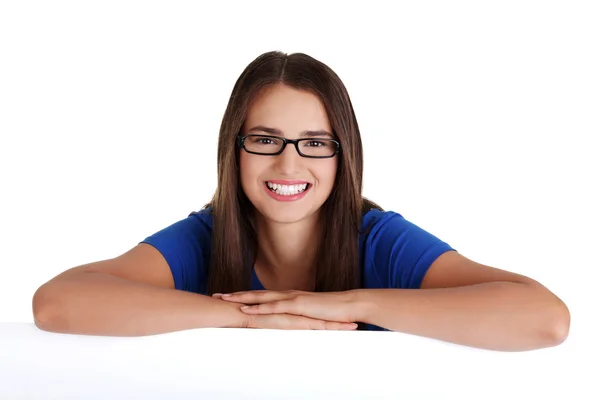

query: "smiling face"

left=239, top=84, right=338, bottom=224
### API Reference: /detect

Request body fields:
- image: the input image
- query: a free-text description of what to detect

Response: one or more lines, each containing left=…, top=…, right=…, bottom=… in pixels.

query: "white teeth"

left=266, top=182, right=309, bottom=196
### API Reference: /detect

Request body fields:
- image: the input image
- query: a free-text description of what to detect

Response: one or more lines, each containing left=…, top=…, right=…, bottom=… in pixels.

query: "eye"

left=250, top=136, right=276, bottom=145
left=258, top=138, right=275, bottom=145
left=306, top=140, right=325, bottom=147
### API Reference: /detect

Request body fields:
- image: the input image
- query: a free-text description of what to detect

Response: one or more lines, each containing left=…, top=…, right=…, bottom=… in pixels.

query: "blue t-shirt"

left=140, top=208, right=456, bottom=331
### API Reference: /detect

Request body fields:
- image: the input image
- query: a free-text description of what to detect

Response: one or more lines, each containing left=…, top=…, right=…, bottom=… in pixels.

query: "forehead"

left=244, top=84, right=331, bottom=134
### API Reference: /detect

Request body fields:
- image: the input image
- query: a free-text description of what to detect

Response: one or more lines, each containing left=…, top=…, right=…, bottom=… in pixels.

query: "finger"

left=294, top=316, right=357, bottom=331
left=225, top=289, right=270, bottom=296
left=220, top=290, right=293, bottom=304
left=240, top=300, right=297, bottom=315
left=213, top=290, right=261, bottom=302
left=248, top=314, right=357, bottom=330
left=324, top=321, right=358, bottom=330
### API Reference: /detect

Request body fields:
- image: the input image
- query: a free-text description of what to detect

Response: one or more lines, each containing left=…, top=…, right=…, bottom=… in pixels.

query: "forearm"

left=352, top=282, right=570, bottom=351
left=33, top=271, right=246, bottom=336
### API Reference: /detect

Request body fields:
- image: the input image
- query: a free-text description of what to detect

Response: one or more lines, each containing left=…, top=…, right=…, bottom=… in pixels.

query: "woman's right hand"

left=214, top=293, right=356, bottom=330
left=242, top=313, right=358, bottom=330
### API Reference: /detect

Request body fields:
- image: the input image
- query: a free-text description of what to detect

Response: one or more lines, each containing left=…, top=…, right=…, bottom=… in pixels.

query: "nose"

left=275, top=142, right=302, bottom=175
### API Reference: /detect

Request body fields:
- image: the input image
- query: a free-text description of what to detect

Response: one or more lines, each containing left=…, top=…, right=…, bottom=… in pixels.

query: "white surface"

left=1, top=0, right=598, bottom=397
left=0, top=322, right=590, bottom=399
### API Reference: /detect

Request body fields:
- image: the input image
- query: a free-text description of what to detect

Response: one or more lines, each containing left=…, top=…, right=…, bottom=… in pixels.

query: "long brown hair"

left=204, top=51, right=381, bottom=295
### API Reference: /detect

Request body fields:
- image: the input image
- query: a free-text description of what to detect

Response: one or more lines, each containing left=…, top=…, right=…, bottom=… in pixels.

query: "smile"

left=266, top=181, right=309, bottom=196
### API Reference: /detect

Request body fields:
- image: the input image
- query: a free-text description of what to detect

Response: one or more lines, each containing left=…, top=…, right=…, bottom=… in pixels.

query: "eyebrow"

left=247, top=125, right=334, bottom=138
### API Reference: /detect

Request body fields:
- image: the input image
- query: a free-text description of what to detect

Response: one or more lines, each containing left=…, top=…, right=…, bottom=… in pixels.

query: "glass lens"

left=244, top=135, right=285, bottom=154
left=298, top=139, right=338, bottom=157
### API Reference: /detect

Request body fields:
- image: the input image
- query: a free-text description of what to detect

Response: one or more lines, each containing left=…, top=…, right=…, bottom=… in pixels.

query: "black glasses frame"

left=237, top=134, right=341, bottom=159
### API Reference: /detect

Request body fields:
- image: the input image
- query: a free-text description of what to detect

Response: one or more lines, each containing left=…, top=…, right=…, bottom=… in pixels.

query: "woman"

left=32, top=51, right=570, bottom=351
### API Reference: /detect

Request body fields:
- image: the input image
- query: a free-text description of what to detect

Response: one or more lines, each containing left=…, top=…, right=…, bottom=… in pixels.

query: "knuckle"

left=252, top=314, right=270, bottom=329
left=256, top=303, right=269, bottom=313
left=243, top=314, right=254, bottom=329
left=310, top=319, right=326, bottom=330
left=291, top=315, right=309, bottom=330
left=289, top=297, right=303, bottom=313
left=268, top=302, right=281, bottom=313
left=280, top=315, right=294, bottom=329
left=291, top=295, right=304, bottom=305
left=326, top=321, right=341, bottom=330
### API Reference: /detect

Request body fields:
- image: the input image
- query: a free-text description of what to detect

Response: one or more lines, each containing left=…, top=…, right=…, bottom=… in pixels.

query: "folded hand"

left=213, top=290, right=359, bottom=330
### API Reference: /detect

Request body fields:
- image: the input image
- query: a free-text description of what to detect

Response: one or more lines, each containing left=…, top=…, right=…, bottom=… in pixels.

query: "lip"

left=264, top=179, right=310, bottom=185
left=263, top=182, right=312, bottom=202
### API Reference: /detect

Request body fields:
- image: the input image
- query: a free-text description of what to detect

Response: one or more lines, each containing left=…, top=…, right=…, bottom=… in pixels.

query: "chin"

left=255, top=204, right=317, bottom=225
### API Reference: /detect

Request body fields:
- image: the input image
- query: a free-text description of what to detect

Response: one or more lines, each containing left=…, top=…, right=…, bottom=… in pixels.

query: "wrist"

left=345, top=289, right=373, bottom=323
left=227, top=302, right=252, bottom=329
left=207, top=296, right=250, bottom=328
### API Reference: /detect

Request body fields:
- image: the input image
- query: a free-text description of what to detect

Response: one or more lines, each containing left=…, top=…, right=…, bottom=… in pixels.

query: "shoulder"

left=360, top=208, right=405, bottom=237
left=361, top=208, right=447, bottom=243
left=360, top=208, right=456, bottom=289
left=187, top=207, right=214, bottom=230
left=139, top=207, right=214, bottom=293
left=360, top=208, right=424, bottom=255
left=144, top=207, right=214, bottom=243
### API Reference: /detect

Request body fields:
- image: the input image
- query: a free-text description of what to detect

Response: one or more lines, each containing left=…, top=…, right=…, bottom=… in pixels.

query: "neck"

left=253, top=210, right=322, bottom=291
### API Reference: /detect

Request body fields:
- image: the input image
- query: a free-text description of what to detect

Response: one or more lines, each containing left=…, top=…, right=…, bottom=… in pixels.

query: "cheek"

left=239, top=153, right=265, bottom=191
left=317, top=160, right=338, bottom=188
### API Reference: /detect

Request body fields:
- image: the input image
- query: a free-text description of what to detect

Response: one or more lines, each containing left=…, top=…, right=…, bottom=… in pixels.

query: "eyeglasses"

left=237, top=134, right=341, bottom=159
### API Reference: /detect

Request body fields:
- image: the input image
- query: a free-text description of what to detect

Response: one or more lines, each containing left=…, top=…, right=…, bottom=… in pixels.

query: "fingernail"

left=212, top=293, right=222, bottom=297
left=222, top=294, right=232, bottom=297
left=240, top=306, right=249, bottom=310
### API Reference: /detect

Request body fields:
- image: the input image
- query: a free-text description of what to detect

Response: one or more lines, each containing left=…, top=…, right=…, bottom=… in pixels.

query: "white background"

left=1, top=0, right=598, bottom=398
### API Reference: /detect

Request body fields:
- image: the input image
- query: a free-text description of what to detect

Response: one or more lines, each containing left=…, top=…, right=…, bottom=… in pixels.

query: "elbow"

left=32, top=284, right=63, bottom=332
left=550, top=299, right=571, bottom=345
left=519, top=281, right=570, bottom=350
left=540, top=296, right=571, bottom=348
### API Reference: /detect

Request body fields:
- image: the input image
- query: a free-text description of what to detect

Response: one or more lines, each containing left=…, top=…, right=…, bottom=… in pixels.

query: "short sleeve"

left=363, top=210, right=456, bottom=289
left=139, top=211, right=212, bottom=294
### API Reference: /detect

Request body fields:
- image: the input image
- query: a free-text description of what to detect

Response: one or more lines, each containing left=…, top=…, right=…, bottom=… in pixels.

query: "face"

left=239, top=84, right=338, bottom=225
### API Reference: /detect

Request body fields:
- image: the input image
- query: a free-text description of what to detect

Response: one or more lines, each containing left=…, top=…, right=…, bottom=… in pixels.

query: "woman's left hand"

left=213, top=290, right=360, bottom=323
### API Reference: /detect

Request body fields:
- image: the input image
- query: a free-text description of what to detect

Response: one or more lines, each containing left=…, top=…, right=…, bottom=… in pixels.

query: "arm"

left=352, top=251, right=570, bottom=351
left=32, top=244, right=247, bottom=336
left=221, top=251, right=570, bottom=351
left=33, top=244, right=355, bottom=336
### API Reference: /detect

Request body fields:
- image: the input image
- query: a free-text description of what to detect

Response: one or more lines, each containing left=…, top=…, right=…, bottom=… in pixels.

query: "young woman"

left=32, top=51, right=570, bottom=351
